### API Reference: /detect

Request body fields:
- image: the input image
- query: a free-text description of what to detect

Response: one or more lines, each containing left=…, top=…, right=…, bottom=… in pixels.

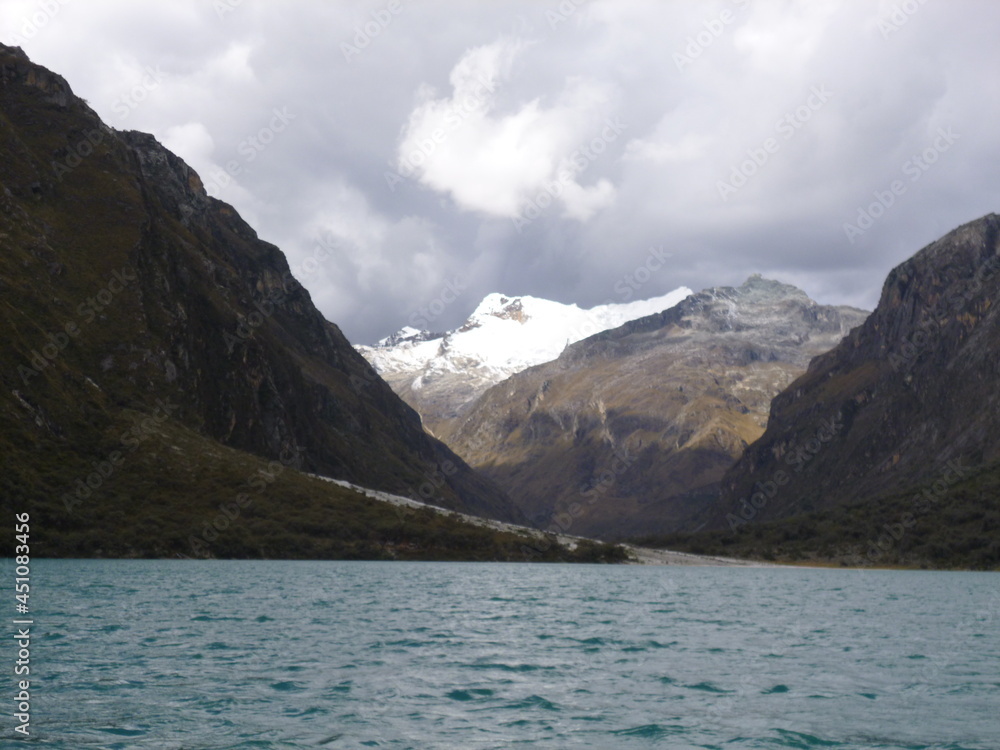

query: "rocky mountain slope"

left=442, top=276, right=869, bottom=539
left=0, top=43, right=543, bottom=558
left=356, top=287, right=692, bottom=436
left=695, top=214, right=1000, bottom=563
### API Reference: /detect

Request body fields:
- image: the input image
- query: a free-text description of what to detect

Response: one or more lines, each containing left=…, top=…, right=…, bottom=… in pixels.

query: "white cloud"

left=205, top=41, right=256, bottom=82
left=162, top=122, right=215, bottom=169
left=733, top=0, right=841, bottom=73
left=625, top=132, right=714, bottom=163
left=395, top=37, right=619, bottom=222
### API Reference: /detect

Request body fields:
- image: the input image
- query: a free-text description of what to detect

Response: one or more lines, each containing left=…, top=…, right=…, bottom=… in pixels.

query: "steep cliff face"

left=710, top=214, right=1000, bottom=532
left=443, top=276, right=868, bottom=539
left=0, top=42, right=521, bottom=555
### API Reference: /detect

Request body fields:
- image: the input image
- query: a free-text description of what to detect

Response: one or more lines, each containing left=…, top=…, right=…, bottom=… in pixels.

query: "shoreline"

left=311, top=475, right=772, bottom=567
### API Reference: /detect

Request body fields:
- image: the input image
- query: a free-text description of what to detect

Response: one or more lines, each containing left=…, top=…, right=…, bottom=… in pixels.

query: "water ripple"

left=23, top=560, right=1000, bottom=750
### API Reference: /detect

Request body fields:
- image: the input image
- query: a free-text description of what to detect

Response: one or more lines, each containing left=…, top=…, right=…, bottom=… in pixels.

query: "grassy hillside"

left=0, top=403, right=625, bottom=562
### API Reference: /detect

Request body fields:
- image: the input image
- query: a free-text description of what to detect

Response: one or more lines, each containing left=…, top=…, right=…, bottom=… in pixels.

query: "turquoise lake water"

left=10, top=560, right=1000, bottom=748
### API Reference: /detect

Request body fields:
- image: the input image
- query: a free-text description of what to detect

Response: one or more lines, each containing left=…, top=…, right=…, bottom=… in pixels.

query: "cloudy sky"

left=4, top=0, right=999, bottom=344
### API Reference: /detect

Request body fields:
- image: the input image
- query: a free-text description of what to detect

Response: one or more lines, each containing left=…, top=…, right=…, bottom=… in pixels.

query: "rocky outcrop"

left=443, top=276, right=869, bottom=539
left=709, top=214, right=1000, bottom=530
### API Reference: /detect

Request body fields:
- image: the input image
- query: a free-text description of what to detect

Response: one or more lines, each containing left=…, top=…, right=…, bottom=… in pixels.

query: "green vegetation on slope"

left=0, top=406, right=626, bottom=562
left=635, top=462, right=1000, bottom=570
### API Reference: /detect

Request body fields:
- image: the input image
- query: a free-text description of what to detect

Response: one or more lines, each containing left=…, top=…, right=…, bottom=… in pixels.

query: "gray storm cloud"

left=4, top=0, right=999, bottom=343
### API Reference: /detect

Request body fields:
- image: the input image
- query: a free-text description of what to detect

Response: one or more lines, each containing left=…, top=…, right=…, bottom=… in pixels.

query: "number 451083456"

left=15, top=512, right=30, bottom=609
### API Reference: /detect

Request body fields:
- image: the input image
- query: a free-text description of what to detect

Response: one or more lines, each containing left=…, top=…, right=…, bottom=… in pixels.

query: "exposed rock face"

left=710, top=214, right=1000, bottom=530
left=0, top=43, right=520, bottom=527
left=356, top=287, right=692, bottom=437
left=443, top=276, right=869, bottom=539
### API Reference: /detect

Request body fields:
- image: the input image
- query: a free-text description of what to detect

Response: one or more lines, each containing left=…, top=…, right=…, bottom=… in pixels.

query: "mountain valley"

left=437, top=276, right=868, bottom=539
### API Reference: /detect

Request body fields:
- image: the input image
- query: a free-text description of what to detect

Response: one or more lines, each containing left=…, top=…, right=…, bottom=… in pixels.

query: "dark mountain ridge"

left=650, top=215, right=1000, bottom=569
left=0, top=42, right=530, bottom=557
left=713, top=214, right=1000, bottom=527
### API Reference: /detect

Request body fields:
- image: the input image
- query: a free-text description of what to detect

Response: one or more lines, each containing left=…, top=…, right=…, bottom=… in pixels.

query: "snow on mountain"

left=355, top=287, right=693, bottom=433
left=359, top=288, right=693, bottom=385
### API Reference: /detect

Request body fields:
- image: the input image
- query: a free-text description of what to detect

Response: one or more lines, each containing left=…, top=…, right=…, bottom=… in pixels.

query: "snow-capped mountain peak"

left=356, top=287, right=693, bottom=433
left=376, top=326, right=443, bottom=348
